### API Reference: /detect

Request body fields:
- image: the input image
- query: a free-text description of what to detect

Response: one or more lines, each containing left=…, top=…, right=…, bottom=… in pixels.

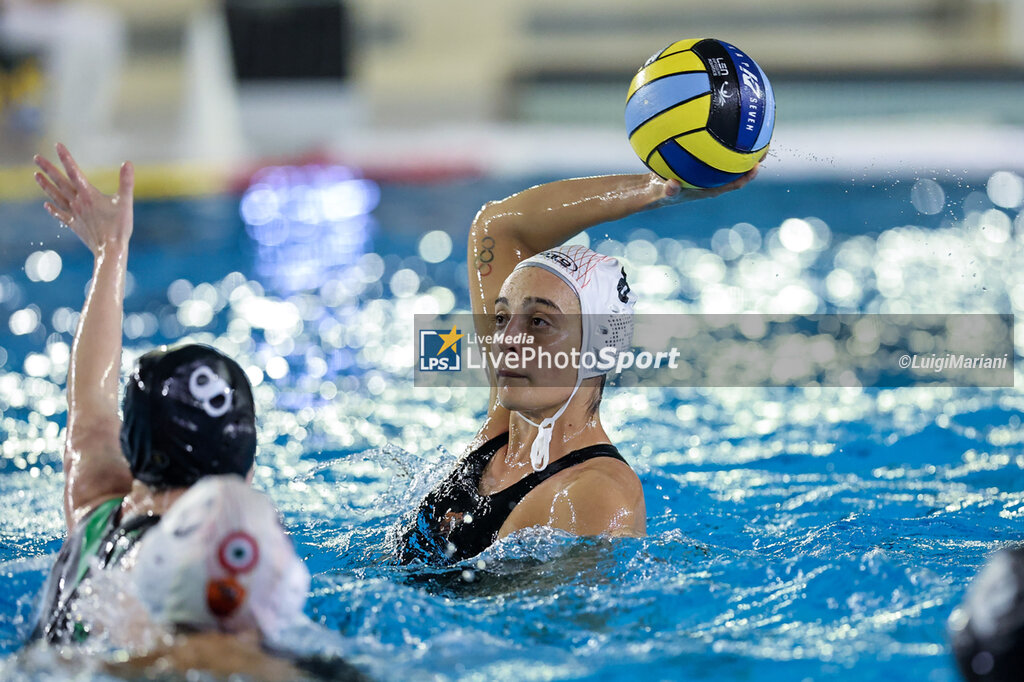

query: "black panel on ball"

left=692, top=39, right=741, bottom=148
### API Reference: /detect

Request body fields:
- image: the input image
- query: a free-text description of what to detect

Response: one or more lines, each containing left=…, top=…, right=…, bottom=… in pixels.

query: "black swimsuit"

left=397, top=432, right=628, bottom=565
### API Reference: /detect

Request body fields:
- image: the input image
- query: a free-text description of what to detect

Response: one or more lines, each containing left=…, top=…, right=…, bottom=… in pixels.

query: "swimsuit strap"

left=487, top=442, right=627, bottom=511
left=462, top=431, right=511, bottom=479
left=98, top=512, right=162, bottom=569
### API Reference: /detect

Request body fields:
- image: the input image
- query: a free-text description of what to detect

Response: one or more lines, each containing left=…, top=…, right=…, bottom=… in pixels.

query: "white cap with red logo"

left=132, top=475, right=310, bottom=638
left=510, top=245, right=637, bottom=470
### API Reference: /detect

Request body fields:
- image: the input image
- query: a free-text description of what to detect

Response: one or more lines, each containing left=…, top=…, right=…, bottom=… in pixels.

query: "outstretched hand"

left=34, top=143, right=134, bottom=255
left=645, top=162, right=761, bottom=210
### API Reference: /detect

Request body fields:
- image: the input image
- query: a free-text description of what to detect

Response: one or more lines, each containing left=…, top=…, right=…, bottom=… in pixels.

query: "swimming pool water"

left=0, top=170, right=1022, bottom=681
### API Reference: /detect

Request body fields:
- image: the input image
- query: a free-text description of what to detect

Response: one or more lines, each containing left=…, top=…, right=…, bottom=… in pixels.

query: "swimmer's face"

left=492, top=267, right=582, bottom=415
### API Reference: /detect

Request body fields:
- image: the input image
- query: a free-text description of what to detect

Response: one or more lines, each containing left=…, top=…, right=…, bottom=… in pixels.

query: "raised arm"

left=34, top=144, right=136, bottom=530
left=469, top=174, right=664, bottom=321
left=466, top=168, right=759, bottom=421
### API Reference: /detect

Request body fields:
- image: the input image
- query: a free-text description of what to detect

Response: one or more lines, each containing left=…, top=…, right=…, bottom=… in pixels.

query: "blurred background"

left=1, top=0, right=1023, bottom=191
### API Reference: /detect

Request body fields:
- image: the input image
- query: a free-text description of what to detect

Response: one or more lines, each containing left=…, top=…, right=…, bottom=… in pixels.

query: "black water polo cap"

left=121, top=344, right=257, bottom=489
left=949, top=546, right=1024, bottom=682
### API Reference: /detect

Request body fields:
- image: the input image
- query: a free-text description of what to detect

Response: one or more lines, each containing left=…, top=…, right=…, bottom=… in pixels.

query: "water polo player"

left=100, top=475, right=368, bottom=681
left=28, top=145, right=265, bottom=645
left=948, top=546, right=1024, bottom=682
left=398, top=167, right=759, bottom=565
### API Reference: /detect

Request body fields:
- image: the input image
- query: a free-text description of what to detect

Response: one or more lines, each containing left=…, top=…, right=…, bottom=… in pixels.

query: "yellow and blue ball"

left=626, top=38, right=775, bottom=189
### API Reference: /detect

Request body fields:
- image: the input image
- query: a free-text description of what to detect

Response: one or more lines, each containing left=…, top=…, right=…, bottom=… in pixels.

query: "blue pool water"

left=0, top=169, right=1023, bottom=681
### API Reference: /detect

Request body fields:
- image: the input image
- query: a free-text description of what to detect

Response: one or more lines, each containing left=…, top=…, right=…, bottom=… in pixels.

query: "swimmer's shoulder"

left=500, top=451, right=646, bottom=538
left=544, top=454, right=645, bottom=519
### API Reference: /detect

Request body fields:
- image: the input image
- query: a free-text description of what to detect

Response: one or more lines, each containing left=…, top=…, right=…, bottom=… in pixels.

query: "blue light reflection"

left=240, top=165, right=379, bottom=292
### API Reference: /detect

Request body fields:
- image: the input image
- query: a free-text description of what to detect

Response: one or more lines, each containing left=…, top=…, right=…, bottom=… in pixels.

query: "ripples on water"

left=1, top=170, right=1023, bottom=681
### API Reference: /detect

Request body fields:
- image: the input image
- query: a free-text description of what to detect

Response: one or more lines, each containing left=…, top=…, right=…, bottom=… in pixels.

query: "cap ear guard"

left=583, top=266, right=635, bottom=379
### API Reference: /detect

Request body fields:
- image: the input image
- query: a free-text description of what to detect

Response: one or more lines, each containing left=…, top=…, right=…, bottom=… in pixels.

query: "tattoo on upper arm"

left=474, top=235, right=496, bottom=277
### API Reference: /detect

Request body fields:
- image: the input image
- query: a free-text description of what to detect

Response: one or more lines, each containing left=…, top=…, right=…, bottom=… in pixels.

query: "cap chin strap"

left=516, top=377, right=583, bottom=472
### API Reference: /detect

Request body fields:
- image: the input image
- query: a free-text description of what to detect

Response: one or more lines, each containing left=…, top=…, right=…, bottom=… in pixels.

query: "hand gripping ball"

left=626, top=38, right=775, bottom=188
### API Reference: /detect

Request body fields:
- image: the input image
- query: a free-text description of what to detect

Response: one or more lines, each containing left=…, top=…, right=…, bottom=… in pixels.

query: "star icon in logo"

left=435, top=325, right=464, bottom=356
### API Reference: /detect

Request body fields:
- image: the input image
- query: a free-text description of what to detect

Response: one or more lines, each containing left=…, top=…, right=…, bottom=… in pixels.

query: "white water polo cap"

left=132, top=475, right=310, bottom=638
left=510, top=245, right=636, bottom=471
left=512, top=244, right=637, bottom=380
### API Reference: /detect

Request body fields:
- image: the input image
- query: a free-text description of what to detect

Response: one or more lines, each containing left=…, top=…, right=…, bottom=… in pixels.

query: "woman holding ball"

left=398, top=37, right=773, bottom=566
left=397, top=165, right=761, bottom=565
